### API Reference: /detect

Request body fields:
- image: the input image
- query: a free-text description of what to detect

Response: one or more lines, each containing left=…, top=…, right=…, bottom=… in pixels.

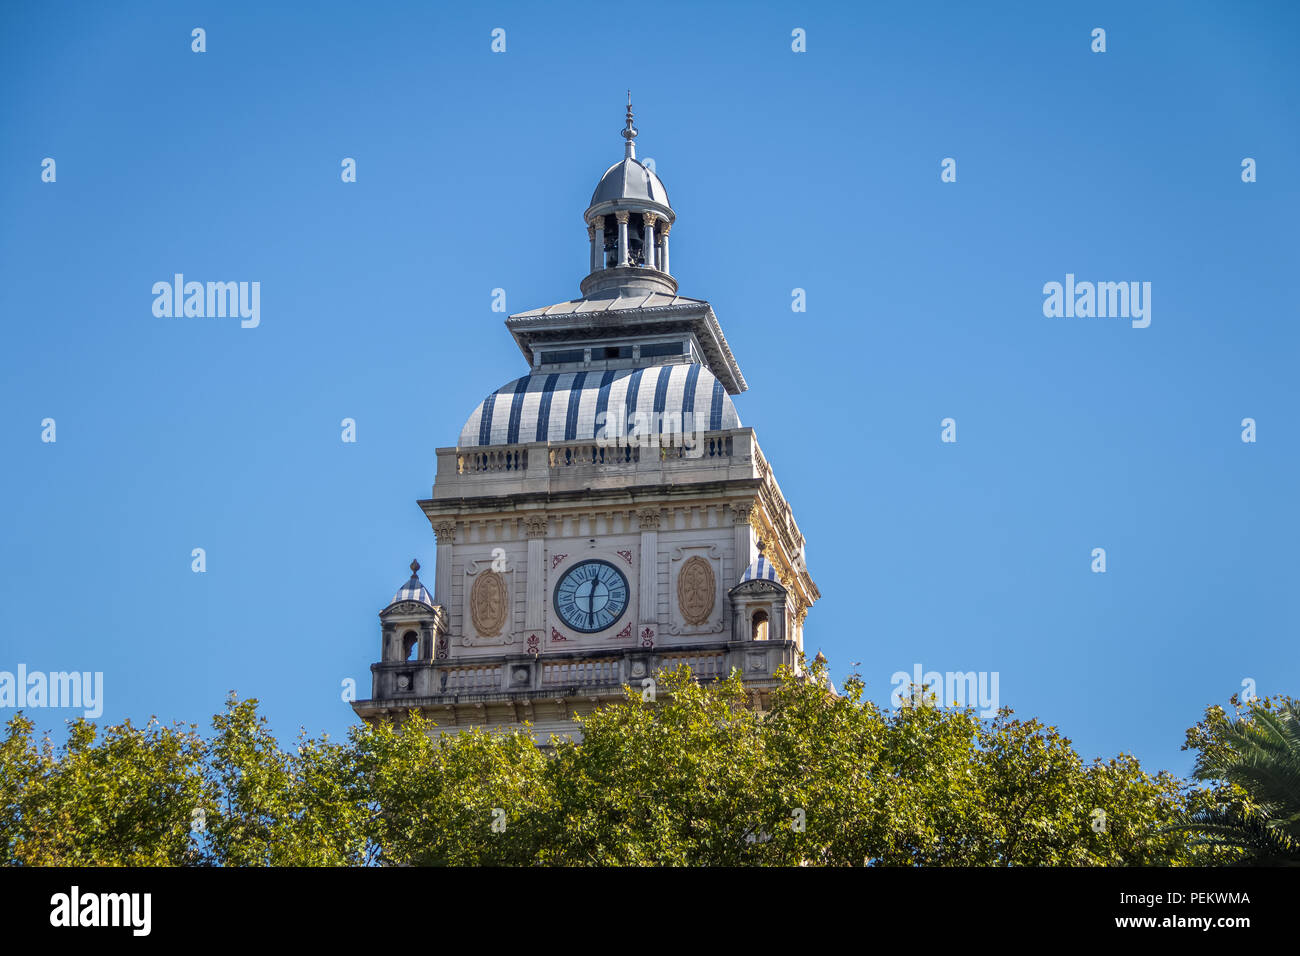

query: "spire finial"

left=621, top=92, right=638, bottom=159
left=410, top=558, right=420, bottom=576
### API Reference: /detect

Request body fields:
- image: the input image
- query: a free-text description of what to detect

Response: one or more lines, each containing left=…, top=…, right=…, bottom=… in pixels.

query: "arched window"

left=402, top=631, right=419, bottom=661
left=751, top=610, right=769, bottom=642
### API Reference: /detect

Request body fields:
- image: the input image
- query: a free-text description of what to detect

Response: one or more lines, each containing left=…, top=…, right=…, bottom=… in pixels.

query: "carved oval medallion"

left=470, top=570, right=508, bottom=637
left=677, top=556, right=716, bottom=626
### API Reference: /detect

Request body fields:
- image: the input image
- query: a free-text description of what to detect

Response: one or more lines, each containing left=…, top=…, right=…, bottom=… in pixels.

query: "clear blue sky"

left=1, top=0, right=1296, bottom=777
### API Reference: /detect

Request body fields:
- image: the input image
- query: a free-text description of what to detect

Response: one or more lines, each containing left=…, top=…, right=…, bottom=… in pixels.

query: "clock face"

left=553, top=559, right=630, bottom=634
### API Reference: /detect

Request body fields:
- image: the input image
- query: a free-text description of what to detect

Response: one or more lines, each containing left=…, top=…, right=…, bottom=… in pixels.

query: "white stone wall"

left=439, top=502, right=752, bottom=660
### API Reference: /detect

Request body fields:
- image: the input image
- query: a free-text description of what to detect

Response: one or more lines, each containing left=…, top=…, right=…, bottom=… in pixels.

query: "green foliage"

left=726, top=664, right=1189, bottom=866
left=202, top=695, right=372, bottom=865
left=2, top=665, right=1283, bottom=866
left=1167, top=694, right=1300, bottom=865
left=0, top=713, right=208, bottom=865
left=540, top=667, right=772, bottom=865
left=351, top=710, right=551, bottom=866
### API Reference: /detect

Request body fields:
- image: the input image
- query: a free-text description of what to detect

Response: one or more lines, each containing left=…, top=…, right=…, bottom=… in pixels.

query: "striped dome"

left=460, top=364, right=739, bottom=447
left=391, top=572, right=433, bottom=608
left=740, top=555, right=781, bottom=584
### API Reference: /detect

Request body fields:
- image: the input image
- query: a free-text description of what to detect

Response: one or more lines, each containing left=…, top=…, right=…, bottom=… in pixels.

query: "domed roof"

left=390, top=560, right=433, bottom=608
left=586, top=97, right=673, bottom=212
left=460, top=364, right=739, bottom=447
left=740, top=555, right=782, bottom=586
left=590, top=158, right=670, bottom=208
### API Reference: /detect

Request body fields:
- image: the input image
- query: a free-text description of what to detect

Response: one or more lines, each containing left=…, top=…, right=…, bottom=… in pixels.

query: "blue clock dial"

left=553, top=559, right=629, bottom=634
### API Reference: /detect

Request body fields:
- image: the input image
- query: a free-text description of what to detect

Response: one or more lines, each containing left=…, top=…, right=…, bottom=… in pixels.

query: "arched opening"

left=603, top=222, right=619, bottom=268
left=402, top=630, right=419, bottom=661
left=751, top=610, right=769, bottom=642
left=629, top=221, right=646, bottom=267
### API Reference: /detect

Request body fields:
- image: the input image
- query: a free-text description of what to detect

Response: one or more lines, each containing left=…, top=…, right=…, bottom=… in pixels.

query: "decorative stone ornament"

left=469, top=570, right=509, bottom=637
left=677, top=555, right=716, bottom=625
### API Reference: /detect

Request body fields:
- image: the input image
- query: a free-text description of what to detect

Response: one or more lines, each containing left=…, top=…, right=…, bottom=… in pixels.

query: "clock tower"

left=353, top=101, right=820, bottom=741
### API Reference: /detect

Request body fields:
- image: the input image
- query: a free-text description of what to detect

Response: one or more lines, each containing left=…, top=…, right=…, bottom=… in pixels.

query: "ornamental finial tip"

left=410, top=558, right=420, bottom=575
left=621, top=93, right=638, bottom=159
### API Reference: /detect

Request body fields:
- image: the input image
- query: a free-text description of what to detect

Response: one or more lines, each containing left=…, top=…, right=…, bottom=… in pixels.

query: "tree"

left=1169, top=695, right=1300, bottom=865
left=516, top=662, right=1194, bottom=866
left=0, top=713, right=208, bottom=866
left=0, top=664, right=1246, bottom=867
left=715, top=662, right=1189, bottom=866
left=539, top=666, right=774, bottom=865
left=201, top=694, right=372, bottom=866
left=350, top=708, right=551, bottom=866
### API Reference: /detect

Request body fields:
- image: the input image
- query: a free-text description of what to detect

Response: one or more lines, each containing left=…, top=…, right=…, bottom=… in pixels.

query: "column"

left=732, top=502, right=754, bottom=576
left=525, top=515, right=547, bottom=630
left=588, top=216, right=603, bottom=272
left=658, top=222, right=670, bottom=274
left=615, top=211, right=629, bottom=266
left=637, top=507, right=661, bottom=625
left=433, top=521, right=456, bottom=607
left=771, top=599, right=786, bottom=643
left=642, top=213, right=657, bottom=269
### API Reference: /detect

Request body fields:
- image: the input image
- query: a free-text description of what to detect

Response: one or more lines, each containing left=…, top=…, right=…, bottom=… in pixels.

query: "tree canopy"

left=1, top=661, right=1291, bottom=866
left=1167, top=694, right=1300, bottom=865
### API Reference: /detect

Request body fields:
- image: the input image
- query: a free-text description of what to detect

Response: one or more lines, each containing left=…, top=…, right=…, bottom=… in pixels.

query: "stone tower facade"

left=353, top=102, right=820, bottom=742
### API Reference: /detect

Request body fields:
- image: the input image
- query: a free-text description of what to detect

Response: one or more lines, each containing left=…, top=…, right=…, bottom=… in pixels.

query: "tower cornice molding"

left=584, top=198, right=674, bottom=224
left=505, top=301, right=746, bottom=394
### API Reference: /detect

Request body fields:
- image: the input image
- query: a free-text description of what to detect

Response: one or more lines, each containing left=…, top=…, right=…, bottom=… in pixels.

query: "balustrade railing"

left=439, top=665, right=502, bottom=693
left=458, top=448, right=527, bottom=473
left=453, top=432, right=738, bottom=478
left=657, top=652, right=726, bottom=679
left=409, top=647, right=753, bottom=700
left=548, top=443, right=640, bottom=467
left=542, top=658, right=621, bottom=686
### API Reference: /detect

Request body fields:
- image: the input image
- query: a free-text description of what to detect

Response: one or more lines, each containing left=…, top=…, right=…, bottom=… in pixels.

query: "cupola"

left=581, top=95, right=678, bottom=298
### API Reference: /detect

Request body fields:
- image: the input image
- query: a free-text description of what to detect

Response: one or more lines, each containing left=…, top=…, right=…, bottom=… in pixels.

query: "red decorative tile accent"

left=616, top=550, right=634, bottom=565
left=614, top=623, right=632, bottom=640
left=526, top=634, right=540, bottom=656
left=641, top=627, right=655, bottom=648
left=551, top=553, right=568, bottom=570
left=551, top=627, right=568, bottom=642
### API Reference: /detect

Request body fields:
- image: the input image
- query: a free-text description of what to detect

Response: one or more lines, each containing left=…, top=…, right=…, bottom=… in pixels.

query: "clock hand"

left=587, top=582, right=595, bottom=622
